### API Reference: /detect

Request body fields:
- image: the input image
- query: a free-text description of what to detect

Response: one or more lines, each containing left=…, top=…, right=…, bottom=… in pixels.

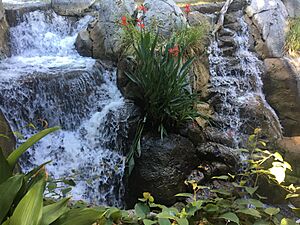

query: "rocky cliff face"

left=0, top=0, right=10, bottom=59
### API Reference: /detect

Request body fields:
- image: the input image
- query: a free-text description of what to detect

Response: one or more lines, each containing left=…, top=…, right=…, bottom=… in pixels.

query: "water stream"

left=208, top=15, right=281, bottom=146
left=0, top=7, right=128, bottom=207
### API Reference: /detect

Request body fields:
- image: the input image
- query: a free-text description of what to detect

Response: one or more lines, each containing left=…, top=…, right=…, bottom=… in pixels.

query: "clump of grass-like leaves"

left=126, top=31, right=199, bottom=135
left=285, top=18, right=300, bottom=54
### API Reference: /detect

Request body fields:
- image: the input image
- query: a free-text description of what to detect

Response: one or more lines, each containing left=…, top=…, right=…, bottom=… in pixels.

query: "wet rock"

left=0, top=109, right=15, bottom=157
left=191, top=3, right=224, bottom=14
left=263, top=58, right=300, bottom=136
left=178, top=121, right=205, bottom=146
left=0, top=61, right=107, bottom=130
left=75, top=30, right=92, bottom=57
left=282, top=0, right=300, bottom=18
left=51, top=0, right=96, bottom=16
left=238, top=94, right=282, bottom=141
left=196, top=142, right=239, bottom=170
left=4, top=2, right=51, bottom=27
left=127, top=133, right=198, bottom=206
left=186, top=11, right=214, bottom=27
left=0, top=0, right=9, bottom=59
left=228, top=0, right=249, bottom=12
left=143, top=0, right=187, bottom=37
left=246, top=0, right=288, bottom=58
left=75, top=0, right=135, bottom=61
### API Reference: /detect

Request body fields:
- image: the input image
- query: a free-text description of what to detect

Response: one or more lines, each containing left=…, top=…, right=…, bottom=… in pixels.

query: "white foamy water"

left=0, top=9, right=129, bottom=207
left=208, top=15, right=281, bottom=146
left=0, top=10, right=94, bottom=77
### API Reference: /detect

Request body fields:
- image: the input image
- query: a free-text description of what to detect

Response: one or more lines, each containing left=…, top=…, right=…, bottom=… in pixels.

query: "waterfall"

left=208, top=14, right=282, bottom=147
left=0, top=9, right=128, bottom=207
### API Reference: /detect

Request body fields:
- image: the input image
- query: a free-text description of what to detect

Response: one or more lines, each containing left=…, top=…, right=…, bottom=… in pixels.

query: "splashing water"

left=208, top=15, right=281, bottom=146
left=0, top=9, right=129, bottom=207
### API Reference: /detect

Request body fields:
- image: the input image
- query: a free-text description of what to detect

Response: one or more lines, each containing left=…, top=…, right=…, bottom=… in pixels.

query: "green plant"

left=285, top=18, right=300, bottom=54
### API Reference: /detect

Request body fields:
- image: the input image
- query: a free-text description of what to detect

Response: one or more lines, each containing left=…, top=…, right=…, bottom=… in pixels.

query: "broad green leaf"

left=105, top=207, right=122, bottom=222
left=143, top=219, right=156, bottom=225
left=0, top=175, right=24, bottom=223
left=10, top=178, right=45, bottom=225
left=175, top=218, right=188, bottom=225
left=158, top=218, right=171, bottom=225
left=7, top=126, right=60, bottom=168
left=264, top=207, right=280, bottom=216
left=235, top=198, right=264, bottom=208
left=2, top=218, right=10, bottom=225
left=52, top=208, right=103, bottom=225
left=219, top=212, right=240, bottom=225
left=41, top=198, right=70, bottom=225
left=134, top=203, right=150, bottom=219
left=0, top=148, right=12, bottom=184
left=211, top=189, right=231, bottom=196
left=237, top=208, right=261, bottom=218
left=245, top=186, right=258, bottom=196
left=280, top=218, right=297, bottom=225
left=204, top=204, right=219, bottom=212
left=175, top=193, right=193, bottom=198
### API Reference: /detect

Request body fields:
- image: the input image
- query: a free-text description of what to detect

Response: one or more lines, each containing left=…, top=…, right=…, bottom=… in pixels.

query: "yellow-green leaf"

left=0, top=148, right=12, bottom=184
left=237, top=208, right=261, bottom=218
left=7, top=126, right=60, bottom=169
left=41, top=198, right=70, bottom=225
left=264, top=208, right=280, bottom=216
left=52, top=208, right=103, bottom=225
left=0, top=175, right=24, bottom=223
left=10, top=179, right=45, bottom=225
left=219, top=212, right=240, bottom=225
left=280, top=218, right=297, bottom=225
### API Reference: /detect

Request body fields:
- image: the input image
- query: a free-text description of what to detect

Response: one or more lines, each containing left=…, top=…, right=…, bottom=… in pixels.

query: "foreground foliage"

left=1, top=128, right=299, bottom=225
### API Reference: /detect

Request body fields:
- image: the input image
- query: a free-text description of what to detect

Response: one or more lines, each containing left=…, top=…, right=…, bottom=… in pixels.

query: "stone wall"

left=0, top=0, right=10, bottom=59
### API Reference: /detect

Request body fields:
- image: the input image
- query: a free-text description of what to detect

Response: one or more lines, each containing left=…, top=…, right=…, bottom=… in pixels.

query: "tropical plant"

left=285, top=17, right=300, bottom=54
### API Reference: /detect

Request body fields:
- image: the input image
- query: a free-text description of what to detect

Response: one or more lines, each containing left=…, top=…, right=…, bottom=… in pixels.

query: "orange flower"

left=138, top=5, right=148, bottom=13
left=184, top=4, right=191, bottom=14
left=168, top=45, right=180, bottom=57
left=137, top=22, right=145, bottom=29
left=121, top=16, right=128, bottom=26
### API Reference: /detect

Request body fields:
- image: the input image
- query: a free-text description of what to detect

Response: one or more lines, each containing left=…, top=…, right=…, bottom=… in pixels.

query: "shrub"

left=285, top=18, right=300, bottom=54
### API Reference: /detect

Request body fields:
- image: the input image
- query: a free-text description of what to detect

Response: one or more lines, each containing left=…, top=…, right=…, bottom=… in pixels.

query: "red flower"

left=168, top=45, right=180, bottom=57
left=136, top=18, right=142, bottom=23
left=138, top=5, right=148, bottom=13
left=184, top=4, right=191, bottom=14
left=121, top=16, right=128, bottom=26
left=137, top=22, right=145, bottom=29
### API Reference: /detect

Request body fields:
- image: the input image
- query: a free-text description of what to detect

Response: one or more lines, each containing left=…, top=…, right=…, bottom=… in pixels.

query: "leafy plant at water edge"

left=285, top=17, right=300, bottom=54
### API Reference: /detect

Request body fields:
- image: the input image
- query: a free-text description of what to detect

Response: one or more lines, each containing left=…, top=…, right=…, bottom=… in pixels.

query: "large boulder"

left=143, top=0, right=187, bottom=37
left=75, top=0, right=136, bottom=61
left=0, top=0, right=10, bottom=59
left=51, top=0, right=96, bottom=16
left=263, top=58, right=300, bottom=137
left=246, top=0, right=288, bottom=58
left=126, top=133, right=239, bottom=206
left=127, top=134, right=198, bottom=206
left=282, top=0, right=300, bottom=18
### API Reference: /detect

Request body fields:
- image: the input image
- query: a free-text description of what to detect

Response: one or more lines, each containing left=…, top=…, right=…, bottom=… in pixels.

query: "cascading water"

left=0, top=7, right=129, bottom=207
left=208, top=13, right=282, bottom=147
